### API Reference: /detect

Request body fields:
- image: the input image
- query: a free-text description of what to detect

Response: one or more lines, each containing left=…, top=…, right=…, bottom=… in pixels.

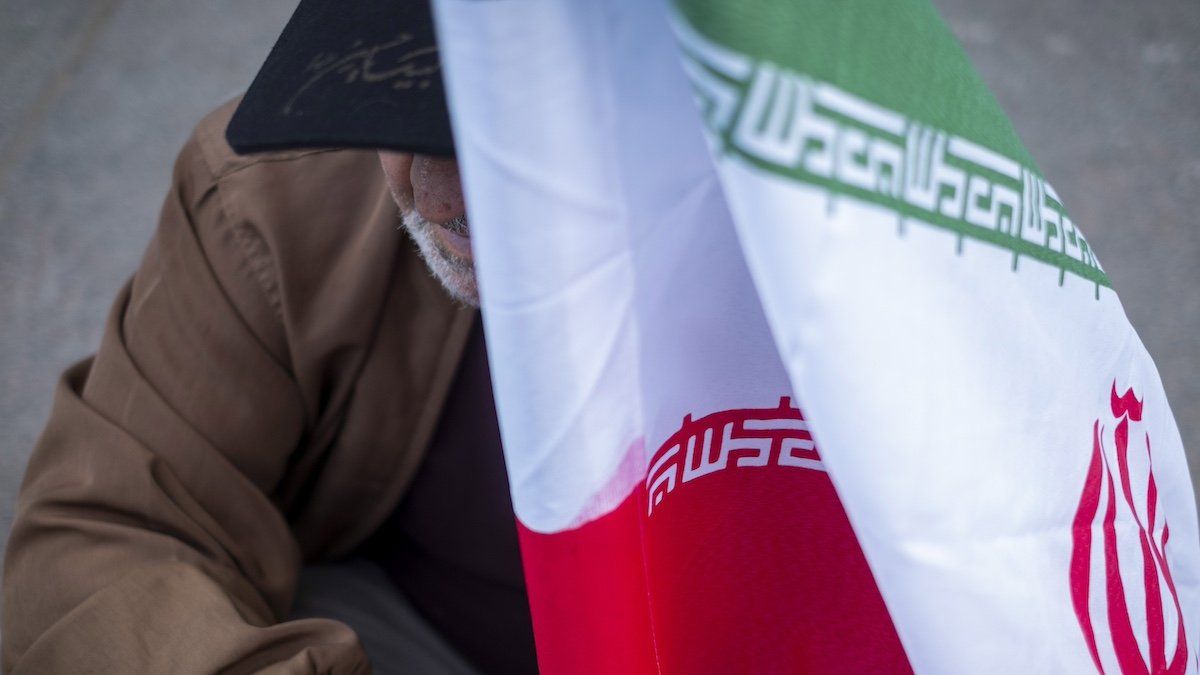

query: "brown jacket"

left=2, top=99, right=476, bottom=673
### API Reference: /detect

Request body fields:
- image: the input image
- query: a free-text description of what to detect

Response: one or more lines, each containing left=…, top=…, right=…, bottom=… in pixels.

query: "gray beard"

left=399, top=208, right=480, bottom=306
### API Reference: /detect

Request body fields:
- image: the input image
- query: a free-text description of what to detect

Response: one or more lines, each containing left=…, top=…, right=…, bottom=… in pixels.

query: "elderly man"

left=1, top=0, right=534, bottom=673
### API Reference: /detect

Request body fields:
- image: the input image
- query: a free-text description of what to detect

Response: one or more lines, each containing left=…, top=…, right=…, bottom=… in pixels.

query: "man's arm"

left=1, top=123, right=370, bottom=673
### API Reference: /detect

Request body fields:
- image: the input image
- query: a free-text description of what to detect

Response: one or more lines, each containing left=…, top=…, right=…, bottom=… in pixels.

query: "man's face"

left=378, top=152, right=478, bottom=306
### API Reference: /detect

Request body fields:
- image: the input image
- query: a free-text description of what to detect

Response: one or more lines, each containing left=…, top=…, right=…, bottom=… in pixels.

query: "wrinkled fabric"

left=2, top=98, right=476, bottom=674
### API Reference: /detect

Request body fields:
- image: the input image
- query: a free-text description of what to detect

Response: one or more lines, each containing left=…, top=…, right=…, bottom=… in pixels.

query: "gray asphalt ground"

left=0, top=0, right=1197, bottom=593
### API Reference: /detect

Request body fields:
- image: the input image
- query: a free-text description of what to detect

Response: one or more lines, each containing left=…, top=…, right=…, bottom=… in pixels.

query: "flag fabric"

left=431, top=0, right=1200, bottom=672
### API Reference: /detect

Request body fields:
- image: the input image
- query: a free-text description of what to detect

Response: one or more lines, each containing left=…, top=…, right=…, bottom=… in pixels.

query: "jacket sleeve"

left=1, top=130, right=372, bottom=673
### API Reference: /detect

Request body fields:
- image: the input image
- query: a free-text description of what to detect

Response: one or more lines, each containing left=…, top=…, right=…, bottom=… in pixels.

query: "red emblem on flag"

left=1070, top=382, right=1190, bottom=674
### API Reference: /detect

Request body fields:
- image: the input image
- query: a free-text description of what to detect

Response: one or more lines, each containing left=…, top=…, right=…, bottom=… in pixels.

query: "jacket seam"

left=186, top=150, right=301, bottom=395
left=210, top=148, right=346, bottom=182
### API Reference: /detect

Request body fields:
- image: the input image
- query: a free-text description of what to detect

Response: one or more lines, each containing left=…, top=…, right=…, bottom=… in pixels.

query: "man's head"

left=226, top=0, right=478, bottom=303
left=378, top=152, right=478, bottom=306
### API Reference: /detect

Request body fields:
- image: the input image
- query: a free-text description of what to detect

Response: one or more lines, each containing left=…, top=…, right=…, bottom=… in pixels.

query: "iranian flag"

left=431, top=0, right=1200, bottom=672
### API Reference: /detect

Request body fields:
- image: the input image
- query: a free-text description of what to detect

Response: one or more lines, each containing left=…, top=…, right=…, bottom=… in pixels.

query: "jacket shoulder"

left=167, top=98, right=472, bottom=557
left=169, top=96, right=415, bottom=414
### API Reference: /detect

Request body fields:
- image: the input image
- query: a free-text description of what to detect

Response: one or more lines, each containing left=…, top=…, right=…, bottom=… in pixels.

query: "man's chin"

left=432, top=224, right=474, bottom=261
left=400, top=211, right=480, bottom=306
left=421, top=240, right=480, bottom=306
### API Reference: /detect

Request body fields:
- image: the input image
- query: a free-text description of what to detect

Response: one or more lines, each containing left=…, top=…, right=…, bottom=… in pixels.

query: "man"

left=1, top=0, right=537, bottom=672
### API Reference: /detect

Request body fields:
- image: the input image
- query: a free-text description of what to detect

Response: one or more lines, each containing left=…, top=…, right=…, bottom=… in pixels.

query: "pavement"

left=0, top=0, right=1198, bottom=593
left=0, top=0, right=300, bottom=569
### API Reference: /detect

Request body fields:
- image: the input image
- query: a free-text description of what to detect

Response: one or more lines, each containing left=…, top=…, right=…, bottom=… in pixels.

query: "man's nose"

left=410, top=155, right=465, bottom=224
